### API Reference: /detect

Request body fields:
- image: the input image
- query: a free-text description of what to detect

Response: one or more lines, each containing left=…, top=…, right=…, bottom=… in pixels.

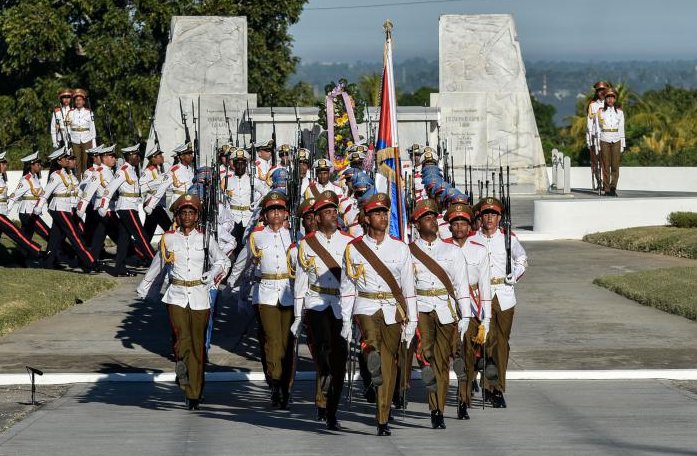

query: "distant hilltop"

left=291, top=59, right=697, bottom=126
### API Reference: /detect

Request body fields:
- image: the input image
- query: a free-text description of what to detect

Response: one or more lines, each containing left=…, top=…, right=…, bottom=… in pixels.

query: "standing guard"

left=65, top=88, right=96, bottom=175
left=587, top=81, right=609, bottom=191
left=595, top=88, right=625, bottom=197
left=137, top=194, right=230, bottom=410
left=292, top=191, right=352, bottom=430
left=340, top=193, right=417, bottom=436
left=99, top=144, right=155, bottom=277
left=247, top=191, right=295, bottom=409
left=51, top=89, right=73, bottom=149
left=409, top=199, right=471, bottom=428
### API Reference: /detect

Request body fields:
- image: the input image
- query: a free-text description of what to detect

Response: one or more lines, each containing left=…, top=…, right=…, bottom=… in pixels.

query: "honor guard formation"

left=0, top=89, right=529, bottom=436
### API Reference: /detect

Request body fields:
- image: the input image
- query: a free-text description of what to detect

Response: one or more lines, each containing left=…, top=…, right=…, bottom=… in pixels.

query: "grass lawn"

left=594, top=266, right=697, bottom=321
left=583, top=226, right=697, bottom=259
left=0, top=268, right=117, bottom=337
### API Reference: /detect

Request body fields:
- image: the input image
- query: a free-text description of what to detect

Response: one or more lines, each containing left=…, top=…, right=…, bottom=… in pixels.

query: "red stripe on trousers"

left=60, top=211, right=95, bottom=263
left=0, top=215, right=40, bottom=253
left=128, top=210, right=154, bottom=259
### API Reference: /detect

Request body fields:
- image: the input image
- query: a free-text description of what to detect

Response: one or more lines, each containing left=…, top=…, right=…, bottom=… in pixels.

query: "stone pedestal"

left=146, top=16, right=255, bottom=164
left=431, top=14, right=548, bottom=193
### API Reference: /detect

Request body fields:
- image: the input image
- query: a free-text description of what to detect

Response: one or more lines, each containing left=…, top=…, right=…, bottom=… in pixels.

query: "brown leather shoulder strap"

left=409, top=242, right=457, bottom=303
left=352, top=239, right=406, bottom=322
left=304, top=234, right=341, bottom=282
left=309, top=183, right=320, bottom=198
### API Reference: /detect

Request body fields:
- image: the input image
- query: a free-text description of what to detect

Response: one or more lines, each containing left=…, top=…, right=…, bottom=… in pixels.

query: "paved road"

left=1, top=380, right=696, bottom=456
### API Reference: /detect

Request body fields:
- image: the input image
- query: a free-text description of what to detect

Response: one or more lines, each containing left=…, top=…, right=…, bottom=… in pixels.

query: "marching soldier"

left=473, top=197, right=527, bottom=408
left=595, top=88, right=625, bottom=197
left=141, top=147, right=172, bottom=243
left=304, top=159, right=343, bottom=200
left=99, top=144, right=155, bottom=277
left=347, top=144, right=367, bottom=169
left=408, top=143, right=426, bottom=203
left=409, top=199, right=471, bottom=428
left=340, top=192, right=417, bottom=436
left=78, top=145, right=104, bottom=240
left=36, top=148, right=97, bottom=272
left=65, top=88, right=96, bottom=175
left=293, top=191, right=352, bottom=430
left=0, top=152, right=42, bottom=263
left=247, top=191, right=295, bottom=408
left=50, top=89, right=73, bottom=149
left=444, top=203, right=489, bottom=419
left=587, top=81, right=609, bottom=190
left=223, top=148, right=263, bottom=257
left=145, top=143, right=195, bottom=215
left=297, top=148, right=312, bottom=196
left=8, top=152, right=50, bottom=243
left=137, top=194, right=231, bottom=410
left=253, top=140, right=274, bottom=197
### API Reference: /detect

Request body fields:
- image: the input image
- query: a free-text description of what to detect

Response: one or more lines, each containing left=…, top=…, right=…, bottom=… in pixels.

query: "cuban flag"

left=376, top=21, right=407, bottom=241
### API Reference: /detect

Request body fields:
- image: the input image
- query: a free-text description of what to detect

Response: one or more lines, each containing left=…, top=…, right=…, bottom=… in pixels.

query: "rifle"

left=223, top=100, right=234, bottom=145
left=345, top=328, right=357, bottom=408
left=504, top=165, right=512, bottom=276
left=270, top=105, right=277, bottom=167
left=54, top=105, right=72, bottom=150
left=193, top=98, right=200, bottom=169
left=235, top=118, right=240, bottom=148
left=151, top=117, right=161, bottom=152
left=247, top=101, right=256, bottom=205
left=424, top=104, right=430, bottom=147
left=294, top=105, right=304, bottom=149
left=179, top=98, right=191, bottom=144
left=126, top=103, right=140, bottom=144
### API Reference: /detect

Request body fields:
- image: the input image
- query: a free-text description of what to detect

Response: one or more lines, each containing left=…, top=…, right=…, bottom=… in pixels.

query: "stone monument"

left=146, top=16, right=256, bottom=163
left=431, top=14, right=548, bottom=193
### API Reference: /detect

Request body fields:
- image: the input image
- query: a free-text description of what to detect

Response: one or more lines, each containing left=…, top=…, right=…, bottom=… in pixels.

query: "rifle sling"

left=304, top=235, right=341, bottom=282
left=409, top=242, right=459, bottom=319
left=352, top=239, right=407, bottom=323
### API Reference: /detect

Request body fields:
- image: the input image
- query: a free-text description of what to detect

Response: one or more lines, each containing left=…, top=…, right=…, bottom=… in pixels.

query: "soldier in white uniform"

left=99, top=144, right=155, bottom=276
left=36, top=148, right=97, bottom=272
left=50, top=89, right=73, bottom=149
left=8, top=152, right=50, bottom=242
left=292, top=191, right=352, bottom=430
left=587, top=81, right=609, bottom=190
left=340, top=192, right=417, bottom=436
left=137, top=194, right=230, bottom=410
left=471, top=197, right=527, bottom=408
left=224, top=148, right=263, bottom=258
left=247, top=191, right=295, bottom=408
left=252, top=140, right=274, bottom=198
left=409, top=199, right=471, bottom=429
left=297, top=148, right=311, bottom=196
left=78, top=144, right=105, bottom=240
left=304, top=159, right=343, bottom=200
left=0, top=152, right=42, bottom=262
left=141, top=147, right=171, bottom=242
left=144, top=143, right=195, bottom=215
left=65, top=88, right=96, bottom=175
left=594, top=88, right=626, bottom=196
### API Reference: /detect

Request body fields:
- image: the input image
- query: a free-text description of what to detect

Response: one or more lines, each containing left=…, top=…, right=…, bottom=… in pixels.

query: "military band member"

left=51, top=89, right=73, bottom=149
left=474, top=197, right=527, bottom=408
left=247, top=191, right=295, bottom=408
left=293, top=191, right=352, bottom=430
left=595, top=88, right=625, bottom=197
left=99, top=144, right=155, bottom=277
left=305, top=159, right=343, bottom=200
left=144, top=143, right=195, bottom=215
left=36, top=148, right=97, bottom=272
left=137, top=194, right=230, bottom=410
left=340, top=192, right=417, bottom=436
left=65, top=88, right=96, bottom=175
left=587, top=81, right=609, bottom=190
left=141, top=147, right=172, bottom=243
left=444, top=203, right=488, bottom=419
left=8, top=152, right=50, bottom=242
left=409, top=199, right=471, bottom=428
left=0, top=152, right=42, bottom=262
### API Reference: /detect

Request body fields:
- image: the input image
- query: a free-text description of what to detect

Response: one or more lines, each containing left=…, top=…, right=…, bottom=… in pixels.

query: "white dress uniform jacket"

left=140, top=164, right=166, bottom=208
left=137, top=228, right=231, bottom=310
left=304, top=181, right=343, bottom=200
left=0, top=175, right=8, bottom=216
left=66, top=107, right=96, bottom=147
left=248, top=225, right=294, bottom=307
left=294, top=230, right=354, bottom=319
left=224, top=173, right=263, bottom=224
left=145, top=163, right=194, bottom=212
left=8, top=173, right=43, bottom=214
left=100, top=163, right=142, bottom=212
left=595, top=106, right=626, bottom=150
left=586, top=99, right=604, bottom=148
left=340, top=234, right=417, bottom=325
left=36, top=169, right=76, bottom=213
left=411, top=238, right=471, bottom=324
left=50, top=106, right=71, bottom=148
left=456, top=236, right=493, bottom=321
left=78, top=166, right=115, bottom=215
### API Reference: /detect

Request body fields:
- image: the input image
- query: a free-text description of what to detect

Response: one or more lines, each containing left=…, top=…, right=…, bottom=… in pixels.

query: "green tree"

left=358, top=73, right=382, bottom=106
left=397, top=86, right=436, bottom=107
left=0, top=0, right=308, bottom=168
left=530, top=95, right=564, bottom=165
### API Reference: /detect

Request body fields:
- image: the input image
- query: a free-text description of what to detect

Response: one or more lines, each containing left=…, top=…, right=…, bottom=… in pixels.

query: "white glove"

left=458, top=317, right=470, bottom=341
left=340, top=321, right=352, bottom=341
left=403, top=321, right=417, bottom=342
left=504, top=273, right=516, bottom=286
left=32, top=205, right=42, bottom=216
left=144, top=205, right=153, bottom=215
left=98, top=207, right=109, bottom=218
left=290, top=317, right=302, bottom=337
left=483, top=318, right=491, bottom=340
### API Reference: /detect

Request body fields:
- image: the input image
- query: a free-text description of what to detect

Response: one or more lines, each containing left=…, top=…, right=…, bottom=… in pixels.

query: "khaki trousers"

left=72, top=142, right=91, bottom=177
left=305, top=307, right=347, bottom=418
left=457, top=318, right=481, bottom=406
left=485, top=297, right=515, bottom=393
left=167, top=304, right=210, bottom=400
left=257, top=304, right=295, bottom=390
left=355, top=310, right=402, bottom=425
left=600, top=140, right=621, bottom=192
left=417, top=310, right=456, bottom=412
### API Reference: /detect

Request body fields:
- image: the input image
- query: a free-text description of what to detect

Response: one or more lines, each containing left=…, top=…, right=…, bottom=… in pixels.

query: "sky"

left=289, top=0, right=697, bottom=63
